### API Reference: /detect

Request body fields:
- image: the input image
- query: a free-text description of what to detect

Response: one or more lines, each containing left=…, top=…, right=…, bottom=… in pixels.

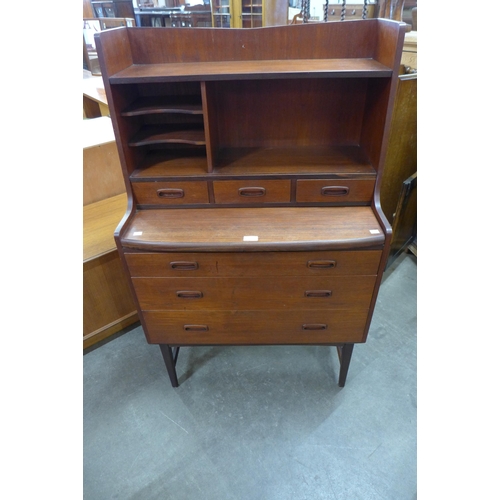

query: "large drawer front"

left=125, top=250, right=382, bottom=278
left=132, top=181, right=209, bottom=205
left=132, top=276, right=376, bottom=310
left=143, top=309, right=368, bottom=344
left=213, top=180, right=291, bottom=204
left=296, top=179, right=374, bottom=203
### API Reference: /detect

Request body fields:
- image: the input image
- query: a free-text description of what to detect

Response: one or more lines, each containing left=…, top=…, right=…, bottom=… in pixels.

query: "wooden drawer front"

left=132, top=181, right=209, bottom=205
left=125, top=250, right=382, bottom=278
left=296, top=179, right=375, bottom=203
left=132, top=276, right=376, bottom=311
left=213, top=180, right=291, bottom=204
left=143, top=309, right=368, bottom=344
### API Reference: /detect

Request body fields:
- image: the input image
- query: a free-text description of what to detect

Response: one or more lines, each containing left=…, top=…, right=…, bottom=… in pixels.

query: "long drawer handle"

left=238, top=187, right=266, bottom=197
left=305, top=290, right=332, bottom=298
left=176, top=291, right=203, bottom=299
left=157, top=188, right=185, bottom=199
left=302, top=324, right=327, bottom=331
left=170, top=261, right=199, bottom=271
left=321, top=186, right=350, bottom=196
left=184, top=324, right=209, bottom=332
left=307, top=260, right=336, bottom=269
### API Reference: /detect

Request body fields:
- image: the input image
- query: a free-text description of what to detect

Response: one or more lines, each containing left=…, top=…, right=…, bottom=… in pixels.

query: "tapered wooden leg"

left=337, top=343, right=354, bottom=387
left=159, top=345, right=179, bottom=387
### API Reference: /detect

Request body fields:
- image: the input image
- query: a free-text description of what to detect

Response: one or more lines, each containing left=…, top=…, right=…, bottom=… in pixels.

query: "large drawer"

left=132, top=276, right=377, bottom=310
left=142, top=309, right=369, bottom=344
left=295, top=179, right=375, bottom=203
left=132, top=181, right=210, bottom=205
left=125, top=250, right=382, bottom=277
left=213, top=180, right=291, bottom=204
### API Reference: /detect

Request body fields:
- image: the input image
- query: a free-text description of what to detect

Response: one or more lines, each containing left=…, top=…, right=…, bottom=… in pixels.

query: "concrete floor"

left=83, top=252, right=417, bottom=500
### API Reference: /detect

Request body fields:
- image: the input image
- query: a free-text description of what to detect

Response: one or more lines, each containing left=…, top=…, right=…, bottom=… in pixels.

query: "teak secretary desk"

left=95, top=19, right=406, bottom=388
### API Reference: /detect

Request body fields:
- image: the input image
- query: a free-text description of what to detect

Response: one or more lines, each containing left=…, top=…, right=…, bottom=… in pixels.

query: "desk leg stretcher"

left=159, top=344, right=354, bottom=388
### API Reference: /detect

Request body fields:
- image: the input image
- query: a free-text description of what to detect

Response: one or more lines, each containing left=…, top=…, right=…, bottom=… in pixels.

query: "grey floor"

left=83, top=252, right=417, bottom=500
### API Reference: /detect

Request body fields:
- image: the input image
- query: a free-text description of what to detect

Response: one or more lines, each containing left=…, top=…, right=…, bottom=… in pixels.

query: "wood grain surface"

left=124, top=250, right=382, bottom=277
left=121, top=207, right=385, bottom=251
left=142, top=309, right=369, bottom=344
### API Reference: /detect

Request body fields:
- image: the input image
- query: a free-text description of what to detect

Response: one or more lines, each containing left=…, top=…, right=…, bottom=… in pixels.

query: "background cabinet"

left=83, top=117, right=139, bottom=349
left=211, top=0, right=288, bottom=27
left=380, top=72, right=417, bottom=266
left=91, top=0, right=134, bottom=18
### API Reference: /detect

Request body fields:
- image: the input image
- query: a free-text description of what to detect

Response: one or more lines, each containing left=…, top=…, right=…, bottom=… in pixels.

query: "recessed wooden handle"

left=238, top=187, right=266, bottom=197
left=176, top=291, right=203, bottom=299
left=157, top=188, right=185, bottom=199
left=305, top=290, right=332, bottom=298
left=170, top=261, right=199, bottom=270
left=302, top=324, right=327, bottom=331
left=321, top=186, right=349, bottom=196
left=184, top=325, right=209, bottom=332
left=307, top=260, right=336, bottom=269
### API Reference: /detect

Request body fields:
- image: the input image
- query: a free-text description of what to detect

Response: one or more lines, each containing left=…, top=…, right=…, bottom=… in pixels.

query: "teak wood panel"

left=213, top=179, right=291, bottom=204
left=132, top=180, right=210, bottom=205
left=212, top=79, right=368, bottom=149
left=120, top=207, right=385, bottom=252
left=131, top=276, right=377, bottom=310
left=142, top=309, right=369, bottom=344
left=295, top=179, right=375, bottom=203
left=124, top=250, right=383, bottom=278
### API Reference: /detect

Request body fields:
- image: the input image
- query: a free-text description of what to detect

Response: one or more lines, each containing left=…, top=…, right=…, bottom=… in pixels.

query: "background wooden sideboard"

left=83, top=116, right=138, bottom=349
left=380, top=69, right=417, bottom=266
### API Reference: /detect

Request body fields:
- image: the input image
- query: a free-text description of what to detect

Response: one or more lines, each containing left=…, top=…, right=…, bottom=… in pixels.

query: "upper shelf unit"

left=95, top=20, right=405, bottom=83
left=95, top=20, right=406, bottom=179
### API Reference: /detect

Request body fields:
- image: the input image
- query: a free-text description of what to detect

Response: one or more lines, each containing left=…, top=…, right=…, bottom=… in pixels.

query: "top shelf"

left=96, top=21, right=405, bottom=82
left=109, top=58, right=393, bottom=83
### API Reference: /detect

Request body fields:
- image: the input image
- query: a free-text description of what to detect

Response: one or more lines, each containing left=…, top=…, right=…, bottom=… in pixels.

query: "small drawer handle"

left=170, top=261, right=199, bottom=271
left=305, top=290, right=332, bottom=298
left=307, top=260, right=336, bottom=269
left=176, top=291, right=203, bottom=299
left=238, top=187, right=266, bottom=197
left=302, top=324, right=327, bottom=331
left=157, top=188, right=185, bottom=199
left=184, top=324, right=209, bottom=332
left=321, top=186, right=350, bottom=197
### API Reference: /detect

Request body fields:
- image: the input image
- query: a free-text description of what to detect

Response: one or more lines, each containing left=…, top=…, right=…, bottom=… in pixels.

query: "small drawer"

left=142, top=309, right=368, bottom=344
left=124, top=250, right=382, bottom=278
left=296, top=179, right=375, bottom=204
left=132, top=181, right=209, bottom=205
left=213, top=180, right=290, bottom=204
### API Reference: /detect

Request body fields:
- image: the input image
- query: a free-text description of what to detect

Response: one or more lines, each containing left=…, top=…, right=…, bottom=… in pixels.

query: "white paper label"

left=243, top=235, right=259, bottom=241
left=369, top=229, right=380, bottom=234
left=133, top=231, right=143, bottom=236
